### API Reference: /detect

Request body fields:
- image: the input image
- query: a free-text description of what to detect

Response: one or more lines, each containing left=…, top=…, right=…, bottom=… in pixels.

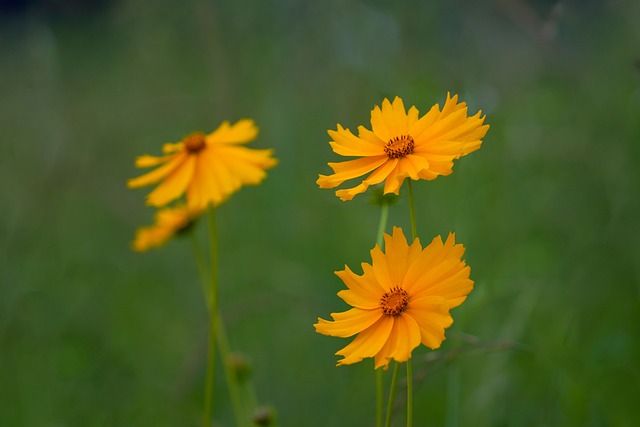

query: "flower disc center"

left=184, top=132, right=207, bottom=153
left=384, top=135, right=415, bottom=159
left=380, top=286, right=409, bottom=316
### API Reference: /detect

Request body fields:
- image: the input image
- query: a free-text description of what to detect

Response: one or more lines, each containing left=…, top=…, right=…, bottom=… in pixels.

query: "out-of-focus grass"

left=1, top=0, right=639, bottom=426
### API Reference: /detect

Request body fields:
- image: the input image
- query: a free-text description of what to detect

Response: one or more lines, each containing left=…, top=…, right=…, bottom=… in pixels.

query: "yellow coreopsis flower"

left=317, top=94, right=489, bottom=201
left=315, top=227, right=473, bottom=369
left=132, top=204, right=201, bottom=252
left=128, top=119, right=278, bottom=209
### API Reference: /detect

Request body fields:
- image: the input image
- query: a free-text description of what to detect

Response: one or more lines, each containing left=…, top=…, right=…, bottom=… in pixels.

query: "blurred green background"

left=1, top=0, right=639, bottom=425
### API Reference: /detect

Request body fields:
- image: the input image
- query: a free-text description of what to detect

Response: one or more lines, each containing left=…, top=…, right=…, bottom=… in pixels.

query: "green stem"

left=407, top=360, right=413, bottom=427
left=407, top=180, right=418, bottom=240
left=376, top=369, right=384, bottom=427
left=376, top=202, right=390, bottom=247
left=192, top=212, right=246, bottom=427
left=384, top=362, right=401, bottom=427
left=375, top=202, right=389, bottom=427
left=190, top=232, right=210, bottom=307
left=203, top=208, right=219, bottom=427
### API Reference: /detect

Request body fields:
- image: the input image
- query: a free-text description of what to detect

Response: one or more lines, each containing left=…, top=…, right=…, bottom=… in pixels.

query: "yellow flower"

left=128, top=120, right=278, bottom=209
left=317, top=94, right=489, bottom=201
left=132, top=204, right=201, bottom=252
left=315, top=227, right=473, bottom=369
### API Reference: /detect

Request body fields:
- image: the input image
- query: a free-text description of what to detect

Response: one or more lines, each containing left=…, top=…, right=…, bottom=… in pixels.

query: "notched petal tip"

left=335, top=190, right=357, bottom=201
left=335, top=182, right=369, bottom=201
left=391, top=96, right=406, bottom=112
left=316, top=174, right=339, bottom=189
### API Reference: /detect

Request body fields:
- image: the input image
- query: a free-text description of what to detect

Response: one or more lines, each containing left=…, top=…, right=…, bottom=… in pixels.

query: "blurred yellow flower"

left=317, top=94, right=489, bottom=201
left=128, top=120, right=277, bottom=209
left=315, top=227, right=473, bottom=369
left=132, top=204, right=201, bottom=252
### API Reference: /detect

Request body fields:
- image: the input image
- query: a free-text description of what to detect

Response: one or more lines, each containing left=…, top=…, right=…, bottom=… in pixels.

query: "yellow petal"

left=135, top=154, right=171, bottom=168
left=336, top=265, right=385, bottom=301
left=406, top=105, right=420, bottom=127
left=328, top=125, right=383, bottom=156
left=224, top=160, right=267, bottom=186
left=402, top=233, right=473, bottom=308
left=329, top=158, right=397, bottom=200
left=386, top=96, right=410, bottom=137
left=314, top=308, right=383, bottom=338
left=397, top=154, right=430, bottom=180
left=335, top=316, right=394, bottom=366
left=316, top=156, right=387, bottom=188
left=368, top=96, right=413, bottom=140
left=374, top=323, right=397, bottom=369
left=414, top=95, right=488, bottom=155
left=186, top=151, right=219, bottom=209
left=417, top=168, right=439, bottom=180
left=382, top=227, right=411, bottom=286
left=362, top=158, right=398, bottom=186
left=419, top=107, right=469, bottom=142
left=411, top=267, right=473, bottom=309
left=206, top=119, right=258, bottom=145
left=370, top=244, right=392, bottom=291
left=146, top=155, right=196, bottom=206
left=131, top=204, right=197, bottom=252
left=222, top=145, right=278, bottom=169
left=403, top=235, right=445, bottom=287
left=407, top=259, right=463, bottom=293
left=393, top=313, right=422, bottom=361
left=370, top=101, right=392, bottom=142
left=199, top=147, right=238, bottom=207
left=433, top=233, right=466, bottom=265
left=162, top=142, right=183, bottom=154
left=414, top=140, right=462, bottom=155
left=337, top=290, right=380, bottom=310
left=335, top=183, right=369, bottom=201
left=408, top=103, right=442, bottom=138
left=373, top=313, right=421, bottom=368
left=381, top=163, right=405, bottom=195
left=405, top=296, right=452, bottom=349
left=132, top=226, right=170, bottom=252
left=127, top=152, right=186, bottom=188
left=357, top=126, right=385, bottom=145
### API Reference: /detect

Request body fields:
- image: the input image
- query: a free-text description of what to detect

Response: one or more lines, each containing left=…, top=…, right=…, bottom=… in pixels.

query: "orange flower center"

left=384, top=135, right=415, bottom=159
left=183, top=132, right=207, bottom=153
left=380, top=286, right=409, bottom=316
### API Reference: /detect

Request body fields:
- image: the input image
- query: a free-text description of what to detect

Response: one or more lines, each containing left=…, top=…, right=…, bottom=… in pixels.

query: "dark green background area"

left=1, top=0, right=639, bottom=426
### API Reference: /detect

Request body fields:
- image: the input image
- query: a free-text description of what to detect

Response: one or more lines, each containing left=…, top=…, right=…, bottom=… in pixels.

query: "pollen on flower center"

left=183, top=132, right=207, bottom=153
left=384, top=135, right=415, bottom=159
left=380, top=286, right=409, bottom=317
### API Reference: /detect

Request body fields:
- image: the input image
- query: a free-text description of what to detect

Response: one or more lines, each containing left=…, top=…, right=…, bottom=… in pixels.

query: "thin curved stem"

left=203, top=208, right=218, bottom=427
left=192, top=212, right=246, bottom=427
left=190, top=232, right=209, bottom=306
left=376, top=368, right=384, bottom=427
left=376, top=202, right=390, bottom=247
left=407, top=180, right=418, bottom=241
left=384, top=362, right=401, bottom=427
left=407, top=360, right=413, bottom=427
